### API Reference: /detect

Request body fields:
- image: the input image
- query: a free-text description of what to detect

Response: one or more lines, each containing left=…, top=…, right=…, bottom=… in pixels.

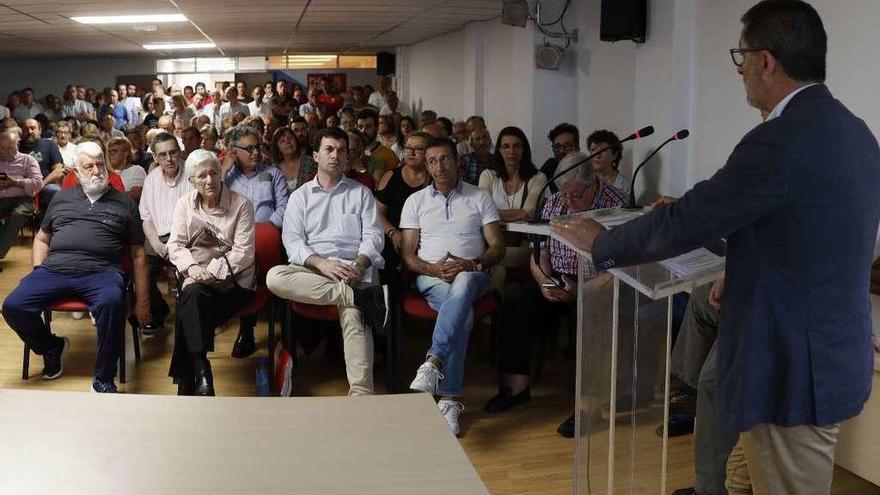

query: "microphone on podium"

left=625, top=129, right=690, bottom=210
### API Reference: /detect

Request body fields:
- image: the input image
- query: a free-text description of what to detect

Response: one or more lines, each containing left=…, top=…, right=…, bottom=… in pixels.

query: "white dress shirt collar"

left=767, top=83, right=819, bottom=121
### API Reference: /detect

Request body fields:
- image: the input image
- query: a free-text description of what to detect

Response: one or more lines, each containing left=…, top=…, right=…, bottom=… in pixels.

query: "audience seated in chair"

left=265, top=126, right=385, bottom=397
left=166, top=149, right=256, bottom=396
left=478, top=126, right=548, bottom=291
left=139, top=132, right=188, bottom=333
left=0, top=130, right=42, bottom=263
left=19, top=118, right=63, bottom=207
left=376, top=131, right=432, bottom=273
left=1, top=141, right=150, bottom=393
left=223, top=123, right=288, bottom=358
left=399, top=137, right=505, bottom=436
left=485, top=152, right=628, bottom=436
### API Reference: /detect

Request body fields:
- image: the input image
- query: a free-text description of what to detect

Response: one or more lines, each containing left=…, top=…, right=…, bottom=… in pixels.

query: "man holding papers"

left=552, top=2, right=880, bottom=494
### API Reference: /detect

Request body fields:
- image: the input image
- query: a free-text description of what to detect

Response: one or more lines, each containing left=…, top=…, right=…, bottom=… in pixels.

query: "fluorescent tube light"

left=72, top=14, right=188, bottom=25
left=143, top=42, right=216, bottom=50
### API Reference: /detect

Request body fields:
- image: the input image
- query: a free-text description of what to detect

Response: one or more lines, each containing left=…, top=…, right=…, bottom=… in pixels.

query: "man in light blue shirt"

left=223, top=124, right=288, bottom=228
left=400, top=137, right=505, bottom=436
left=266, top=126, right=384, bottom=396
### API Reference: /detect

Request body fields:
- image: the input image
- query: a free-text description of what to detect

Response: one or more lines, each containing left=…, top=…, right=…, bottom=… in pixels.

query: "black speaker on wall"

left=600, top=0, right=647, bottom=43
left=377, top=52, right=396, bottom=76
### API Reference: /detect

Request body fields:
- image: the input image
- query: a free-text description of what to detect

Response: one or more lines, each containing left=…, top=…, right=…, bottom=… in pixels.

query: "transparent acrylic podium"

left=509, top=208, right=724, bottom=495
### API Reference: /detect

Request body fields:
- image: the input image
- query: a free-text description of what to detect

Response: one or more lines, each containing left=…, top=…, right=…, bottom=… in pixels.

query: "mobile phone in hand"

left=0, top=173, right=8, bottom=180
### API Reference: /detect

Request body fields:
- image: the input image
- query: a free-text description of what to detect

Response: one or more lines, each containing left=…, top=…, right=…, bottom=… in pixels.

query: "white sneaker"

left=409, top=362, right=443, bottom=394
left=438, top=399, right=464, bottom=436
left=71, top=311, right=85, bottom=320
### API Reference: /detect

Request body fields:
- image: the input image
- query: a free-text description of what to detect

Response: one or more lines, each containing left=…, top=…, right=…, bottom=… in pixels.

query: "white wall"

left=401, top=0, right=880, bottom=200
left=691, top=0, right=880, bottom=186
left=402, top=29, right=466, bottom=121
left=0, top=56, right=157, bottom=99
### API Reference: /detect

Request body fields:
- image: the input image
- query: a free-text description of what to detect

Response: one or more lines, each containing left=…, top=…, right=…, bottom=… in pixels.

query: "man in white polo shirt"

left=266, top=126, right=384, bottom=397
left=399, top=137, right=505, bottom=436
left=139, top=132, right=187, bottom=332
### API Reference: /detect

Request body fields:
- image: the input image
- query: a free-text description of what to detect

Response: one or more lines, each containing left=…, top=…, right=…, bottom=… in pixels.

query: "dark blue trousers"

left=2, top=267, right=126, bottom=381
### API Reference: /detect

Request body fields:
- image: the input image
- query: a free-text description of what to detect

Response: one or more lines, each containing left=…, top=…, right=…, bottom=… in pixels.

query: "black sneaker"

left=41, top=336, right=70, bottom=380
left=485, top=387, right=531, bottom=414
left=557, top=413, right=575, bottom=438
left=353, top=285, right=387, bottom=335
left=91, top=378, right=119, bottom=393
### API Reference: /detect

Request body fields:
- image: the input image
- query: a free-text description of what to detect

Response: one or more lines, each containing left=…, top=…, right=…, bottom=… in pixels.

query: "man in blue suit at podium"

left=552, top=1, right=880, bottom=493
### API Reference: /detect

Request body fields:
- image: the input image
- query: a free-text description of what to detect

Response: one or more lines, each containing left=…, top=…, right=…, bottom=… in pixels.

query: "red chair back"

left=61, top=171, right=125, bottom=192
left=253, top=222, right=283, bottom=282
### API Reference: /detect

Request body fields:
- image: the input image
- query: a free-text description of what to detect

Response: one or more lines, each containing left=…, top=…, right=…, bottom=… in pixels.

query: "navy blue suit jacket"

left=592, top=85, right=880, bottom=431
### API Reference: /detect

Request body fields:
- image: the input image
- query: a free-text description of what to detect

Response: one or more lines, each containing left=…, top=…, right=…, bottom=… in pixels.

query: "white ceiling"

left=0, top=0, right=503, bottom=59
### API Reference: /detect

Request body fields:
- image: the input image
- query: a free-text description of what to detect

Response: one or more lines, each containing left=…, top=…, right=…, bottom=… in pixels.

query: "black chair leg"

left=392, top=296, right=404, bottom=394
left=22, top=344, right=30, bottom=380
left=131, top=320, right=141, bottom=361
left=119, top=323, right=127, bottom=384
left=267, top=299, right=276, bottom=393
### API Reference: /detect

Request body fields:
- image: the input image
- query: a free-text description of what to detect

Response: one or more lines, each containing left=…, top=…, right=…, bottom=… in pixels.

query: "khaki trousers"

left=726, top=422, right=840, bottom=495
left=266, top=264, right=374, bottom=396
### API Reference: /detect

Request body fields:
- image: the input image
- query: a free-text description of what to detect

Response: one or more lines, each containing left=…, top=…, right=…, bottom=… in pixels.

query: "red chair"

left=393, top=270, right=500, bottom=392
left=284, top=293, right=398, bottom=393
left=60, top=171, right=125, bottom=192
left=233, top=223, right=283, bottom=386
left=22, top=250, right=141, bottom=383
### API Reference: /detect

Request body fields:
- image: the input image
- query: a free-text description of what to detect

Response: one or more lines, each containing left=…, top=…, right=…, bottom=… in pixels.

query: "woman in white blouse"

left=478, top=126, right=548, bottom=288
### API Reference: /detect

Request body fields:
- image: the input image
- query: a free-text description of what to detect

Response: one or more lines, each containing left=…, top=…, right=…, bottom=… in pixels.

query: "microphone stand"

left=625, top=130, right=690, bottom=210
left=625, top=137, right=674, bottom=210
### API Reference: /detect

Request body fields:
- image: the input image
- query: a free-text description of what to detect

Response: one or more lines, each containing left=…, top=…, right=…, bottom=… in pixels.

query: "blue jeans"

left=415, top=271, right=490, bottom=397
left=2, top=267, right=126, bottom=381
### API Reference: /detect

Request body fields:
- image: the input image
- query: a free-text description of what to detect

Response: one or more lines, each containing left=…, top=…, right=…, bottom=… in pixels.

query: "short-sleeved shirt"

left=40, top=186, right=144, bottom=275
left=399, top=181, right=500, bottom=263
left=19, top=138, right=63, bottom=177
left=542, top=181, right=628, bottom=278
left=61, top=99, right=93, bottom=119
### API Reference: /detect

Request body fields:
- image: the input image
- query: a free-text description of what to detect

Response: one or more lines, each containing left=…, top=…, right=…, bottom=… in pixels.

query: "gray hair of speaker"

left=553, top=151, right=593, bottom=189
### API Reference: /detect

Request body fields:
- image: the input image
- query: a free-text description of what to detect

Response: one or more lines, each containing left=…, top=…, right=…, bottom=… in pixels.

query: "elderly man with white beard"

left=1, top=141, right=151, bottom=393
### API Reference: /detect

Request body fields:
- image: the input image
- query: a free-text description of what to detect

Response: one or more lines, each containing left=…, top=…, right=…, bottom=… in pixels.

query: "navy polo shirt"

left=40, top=186, right=145, bottom=275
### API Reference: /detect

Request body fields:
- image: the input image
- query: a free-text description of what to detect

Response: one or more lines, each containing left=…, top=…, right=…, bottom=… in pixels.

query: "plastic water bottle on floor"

left=256, top=357, right=270, bottom=397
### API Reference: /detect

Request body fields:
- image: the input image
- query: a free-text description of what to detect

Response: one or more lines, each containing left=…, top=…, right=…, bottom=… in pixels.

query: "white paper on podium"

left=658, top=248, right=725, bottom=278
left=590, top=207, right=648, bottom=229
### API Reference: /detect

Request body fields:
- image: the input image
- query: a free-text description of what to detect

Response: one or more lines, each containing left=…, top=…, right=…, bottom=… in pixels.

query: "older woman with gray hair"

left=167, top=148, right=256, bottom=395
